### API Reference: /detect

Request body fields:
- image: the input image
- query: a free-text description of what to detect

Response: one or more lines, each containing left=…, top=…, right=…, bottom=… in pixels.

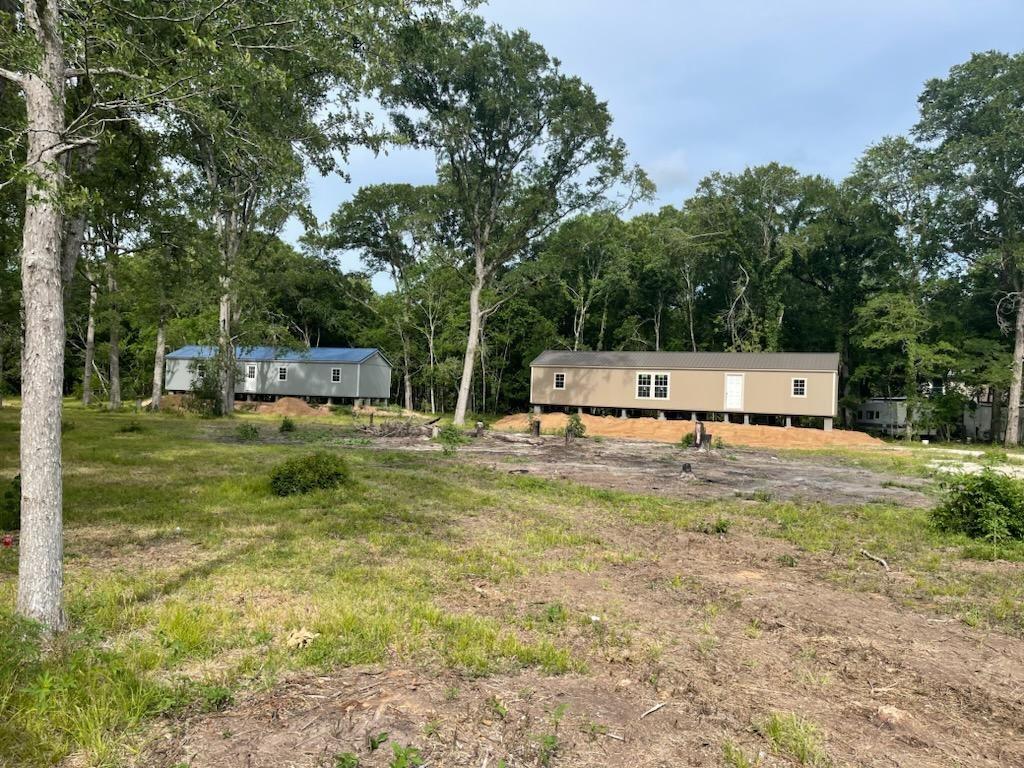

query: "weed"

left=269, top=452, right=350, bottom=496
left=485, top=695, right=508, bottom=720
left=435, top=424, right=468, bottom=455
left=680, top=431, right=696, bottom=448
left=444, top=686, right=460, bottom=701
left=422, top=719, right=441, bottom=738
left=777, top=553, right=798, bottom=567
left=581, top=721, right=608, bottom=740
left=564, top=412, right=586, bottom=444
left=389, top=742, right=424, bottom=768
left=334, top=753, right=360, bottom=768
left=279, top=416, right=297, bottom=433
left=698, top=516, right=732, bottom=535
left=744, top=618, right=763, bottom=639
left=713, top=436, right=726, bottom=449
left=235, top=423, right=260, bottom=441
left=117, top=420, right=143, bottom=433
left=535, top=733, right=559, bottom=766
left=722, top=740, right=761, bottom=767
left=752, top=490, right=773, bottom=503
left=368, top=731, right=389, bottom=751
left=757, top=711, right=830, bottom=766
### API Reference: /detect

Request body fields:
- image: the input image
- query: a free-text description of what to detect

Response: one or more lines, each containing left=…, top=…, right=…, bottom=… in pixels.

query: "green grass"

left=757, top=711, right=830, bottom=766
left=1, top=404, right=1023, bottom=766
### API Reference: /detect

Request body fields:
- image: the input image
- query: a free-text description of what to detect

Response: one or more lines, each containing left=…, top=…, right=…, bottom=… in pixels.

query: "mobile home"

left=165, top=346, right=392, bottom=403
left=530, top=350, right=839, bottom=429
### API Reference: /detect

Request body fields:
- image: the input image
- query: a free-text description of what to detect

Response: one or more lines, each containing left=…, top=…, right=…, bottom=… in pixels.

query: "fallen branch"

left=640, top=701, right=667, bottom=719
left=601, top=732, right=625, bottom=742
left=860, top=549, right=890, bottom=572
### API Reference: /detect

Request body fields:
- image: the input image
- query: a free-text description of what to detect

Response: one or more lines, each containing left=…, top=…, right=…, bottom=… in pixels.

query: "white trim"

left=635, top=371, right=670, bottom=400
left=246, top=364, right=256, bottom=380
left=791, top=377, right=808, bottom=398
left=331, top=367, right=341, bottom=383
left=356, top=363, right=361, bottom=396
left=723, top=372, right=745, bottom=411
left=553, top=372, right=566, bottom=390
left=832, top=370, right=838, bottom=417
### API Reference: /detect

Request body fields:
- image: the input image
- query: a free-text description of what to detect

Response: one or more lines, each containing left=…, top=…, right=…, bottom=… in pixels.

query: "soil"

left=254, top=397, right=322, bottom=417
left=380, top=433, right=931, bottom=507
left=144, top=435, right=1022, bottom=768
left=493, top=412, right=884, bottom=449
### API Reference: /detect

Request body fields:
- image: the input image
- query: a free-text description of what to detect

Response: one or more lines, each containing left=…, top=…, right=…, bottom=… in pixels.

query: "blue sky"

left=289, top=0, right=1024, bottom=287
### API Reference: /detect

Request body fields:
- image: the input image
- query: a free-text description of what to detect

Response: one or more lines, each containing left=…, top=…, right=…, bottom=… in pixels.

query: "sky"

left=286, top=0, right=1024, bottom=288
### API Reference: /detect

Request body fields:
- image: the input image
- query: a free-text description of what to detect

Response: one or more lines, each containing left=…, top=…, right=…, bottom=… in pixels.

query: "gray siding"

left=165, top=355, right=391, bottom=399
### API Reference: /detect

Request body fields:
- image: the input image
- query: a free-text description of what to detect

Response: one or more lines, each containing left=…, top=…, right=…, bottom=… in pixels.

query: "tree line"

left=1, top=1, right=1023, bottom=633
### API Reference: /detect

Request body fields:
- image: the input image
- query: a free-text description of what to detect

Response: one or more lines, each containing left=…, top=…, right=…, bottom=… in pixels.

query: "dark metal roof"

left=530, top=350, right=840, bottom=372
left=167, top=345, right=385, bottom=365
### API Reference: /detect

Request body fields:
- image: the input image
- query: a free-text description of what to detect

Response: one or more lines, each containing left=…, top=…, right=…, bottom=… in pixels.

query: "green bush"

left=680, top=432, right=696, bottom=448
left=435, top=424, right=467, bottom=455
left=269, top=452, right=350, bottom=496
left=0, top=474, right=20, bottom=531
left=236, top=423, right=260, bottom=441
left=118, top=420, right=143, bottom=433
left=279, top=417, right=296, bottom=434
left=564, top=413, right=586, bottom=444
left=933, top=469, right=1024, bottom=543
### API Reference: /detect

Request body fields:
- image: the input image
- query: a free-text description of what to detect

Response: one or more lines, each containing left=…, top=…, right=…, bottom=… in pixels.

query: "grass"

left=1, top=404, right=1023, bottom=765
left=757, top=711, right=830, bottom=766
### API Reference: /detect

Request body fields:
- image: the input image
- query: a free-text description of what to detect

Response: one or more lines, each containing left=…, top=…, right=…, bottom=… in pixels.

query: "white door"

left=724, top=374, right=744, bottom=410
left=243, top=364, right=257, bottom=392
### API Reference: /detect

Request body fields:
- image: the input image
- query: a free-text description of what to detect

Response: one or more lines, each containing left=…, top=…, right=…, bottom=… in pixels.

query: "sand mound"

left=255, top=397, right=318, bottom=417
left=492, top=412, right=883, bottom=450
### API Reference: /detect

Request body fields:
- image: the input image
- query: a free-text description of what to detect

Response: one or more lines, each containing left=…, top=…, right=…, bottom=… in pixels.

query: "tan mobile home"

left=530, top=350, right=839, bottom=429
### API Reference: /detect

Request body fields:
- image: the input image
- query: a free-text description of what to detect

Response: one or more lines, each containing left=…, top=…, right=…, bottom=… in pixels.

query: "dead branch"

left=859, top=549, right=890, bottom=572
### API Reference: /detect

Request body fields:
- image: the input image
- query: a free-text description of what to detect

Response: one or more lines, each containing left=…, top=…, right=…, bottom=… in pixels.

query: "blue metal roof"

left=166, top=345, right=382, bottom=364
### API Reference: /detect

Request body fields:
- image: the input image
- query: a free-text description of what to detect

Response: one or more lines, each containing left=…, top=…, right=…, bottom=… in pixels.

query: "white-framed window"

left=246, top=364, right=256, bottom=380
left=636, top=372, right=669, bottom=400
left=792, top=378, right=807, bottom=397
left=278, top=366, right=288, bottom=381
left=553, top=372, right=566, bottom=390
left=654, top=373, right=669, bottom=399
left=331, top=368, right=341, bottom=383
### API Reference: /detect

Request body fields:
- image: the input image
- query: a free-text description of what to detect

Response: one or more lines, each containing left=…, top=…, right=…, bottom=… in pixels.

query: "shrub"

left=435, top=424, right=467, bottom=455
left=0, top=474, right=20, bottom=531
left=185, top=358, right=225, bottom=417
left=236, top=423, right=260, bottom=441
left=680, top=432, right=696, bottom=448
left=564, top=412, right=586, bottom=444
left=697, top=516, right=732, bottom=535
left=270, top=453, right=349, bottom=496
left=118, top=420, right=143, bottom=433
left=932, top=469, right=1024, bottom=544
left=279, top=417, right=296, bottom=434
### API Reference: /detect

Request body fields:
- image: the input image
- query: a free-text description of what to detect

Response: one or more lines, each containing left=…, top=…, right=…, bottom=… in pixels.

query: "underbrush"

left=269, top=452, right=350, bottom=496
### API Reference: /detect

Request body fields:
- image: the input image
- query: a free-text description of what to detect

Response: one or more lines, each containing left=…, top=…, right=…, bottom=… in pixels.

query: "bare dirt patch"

left=384, top=433, right=931, bottom=507
left=494, top=412, right=883, bottom=449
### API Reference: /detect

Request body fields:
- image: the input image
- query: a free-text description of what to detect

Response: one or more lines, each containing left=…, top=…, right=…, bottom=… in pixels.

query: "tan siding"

left=531, top=366, right=835, bottom=417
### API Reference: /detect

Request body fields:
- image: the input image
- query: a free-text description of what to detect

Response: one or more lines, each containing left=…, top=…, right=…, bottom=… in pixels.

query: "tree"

left=325, top=184, right=436, bottom=410
left=382, top=14, right=650, bottom=424
left=914, top=52, right=1024, bottom=445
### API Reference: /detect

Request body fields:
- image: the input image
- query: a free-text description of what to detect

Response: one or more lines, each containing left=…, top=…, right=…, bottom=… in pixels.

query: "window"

left=636, top=372, right=669, bottom=400
left=553, top=372, right=565, bottom=390
left=278, top=366, right=287, bottom=381
left=331, top=368, right=341, bottom=383
left=636, top=373, right=652, bottom=399
left=246, top=364, right=256, bottom=380
left=792, top=378, right=807, bottom=397
left=875, top=410, right=881, bottom=420
left=654, top=373, right=669, bottom=399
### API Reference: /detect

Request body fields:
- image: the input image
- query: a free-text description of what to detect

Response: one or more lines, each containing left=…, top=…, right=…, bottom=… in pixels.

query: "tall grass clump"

left=269, top=452, right=350, bottom=496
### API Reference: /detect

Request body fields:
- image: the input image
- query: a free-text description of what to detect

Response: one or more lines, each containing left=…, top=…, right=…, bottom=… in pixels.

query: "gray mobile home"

left=530, top=350, right=839, bottom=429
left=165, top=346, right=392, bottom=403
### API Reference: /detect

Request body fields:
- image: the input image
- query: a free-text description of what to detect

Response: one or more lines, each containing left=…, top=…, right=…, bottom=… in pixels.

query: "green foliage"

left=932, top=470, right=1024, bottom=544
left=334, top=753, right=360, bottom=768
left=184, top=359, right=225, bottom=417
left=117, top=420, right=144, bottom=434
left=1, top=473, right=20, bottom=530
left=269, top=452, right=350, bottom=496
left=435, top=424, right=468, bottom=455
left=698, top=516, right=732, bottom=535
left=236, top=423, right=260, bottom=441
left=388, top=742, right=425, bottom=768
left=722, top=741, right=760, bottom=768
left=564, top=412, right=586, bottom=443
left=279, top=417, right=297, bottom=434
left=680, top=432, right=696, bottom=448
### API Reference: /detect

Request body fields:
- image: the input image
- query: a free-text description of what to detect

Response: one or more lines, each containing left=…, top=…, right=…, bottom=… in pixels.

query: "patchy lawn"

left=0, top=405, right=1022, bottom=767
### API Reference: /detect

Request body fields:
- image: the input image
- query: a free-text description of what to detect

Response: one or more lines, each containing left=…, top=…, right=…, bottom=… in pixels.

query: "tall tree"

left=914, top=52, right=1024, bottom=445
left=382, top=15, right=650, bottom=424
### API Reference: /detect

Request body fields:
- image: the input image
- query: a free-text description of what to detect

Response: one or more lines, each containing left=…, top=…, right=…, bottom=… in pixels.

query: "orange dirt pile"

left=254, top=397, right=319, bottom=417
left=492, top=412, right=883, bottom=449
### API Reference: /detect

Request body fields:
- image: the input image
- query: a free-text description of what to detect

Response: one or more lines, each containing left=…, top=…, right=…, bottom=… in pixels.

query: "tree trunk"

left=453, top=256, right=485, bottom=426
left=218, top=275, right=235, bottom=415
left=82, top=275, right=97, bottom=406
left=17, top=0, right=68, bottom=633
left=1006, top=295, right=1024, bottom=446
left=597, top=299, right=608, bottom=351
left=151, top=319, right=166, bottom=410
left=107, top=258, right=121, bottom=410
left=992, top=387, right=1003, bottom=444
